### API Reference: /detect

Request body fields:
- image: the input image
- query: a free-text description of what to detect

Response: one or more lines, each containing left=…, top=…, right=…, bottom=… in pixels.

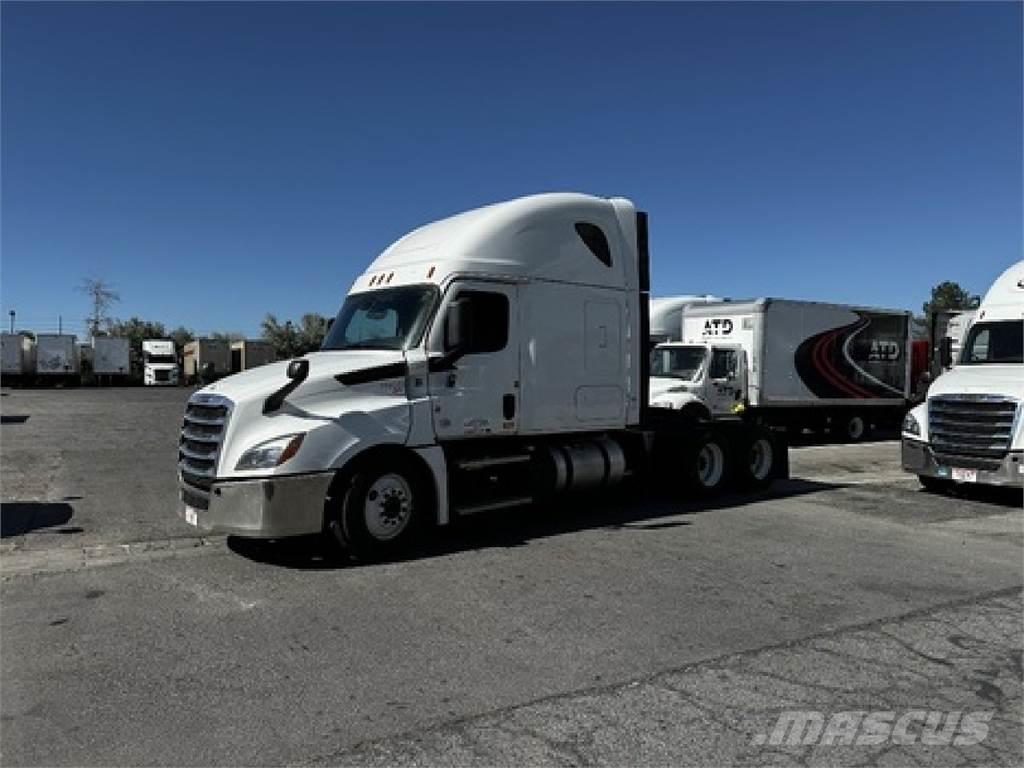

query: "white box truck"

left=1, top=333, right=36, bottom=385
left=902, top=261, right=1023, bottom=490
left=649, top=295, right=724, bottom=346
left=92, top=337, right=131, bottom=381
left=177, top=193, right=790, bottom=560
left=183, top=339, right=231, bottom=385
left=143, top=339, right=179, bottom=386
left=650, top=299, right=912, bottom=441
left=231, top=340, right=276, bottom=373
left=35, top=334, right=80, bottom=386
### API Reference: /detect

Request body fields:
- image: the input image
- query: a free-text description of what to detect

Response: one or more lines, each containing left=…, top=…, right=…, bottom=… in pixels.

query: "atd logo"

left=703, top=318, right=734, bottom=336
left=868, top=340, right=901, bottom=361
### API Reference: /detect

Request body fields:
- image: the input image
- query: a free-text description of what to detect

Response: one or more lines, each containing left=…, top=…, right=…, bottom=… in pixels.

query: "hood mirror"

left=264, top=357, right=309, bottom=414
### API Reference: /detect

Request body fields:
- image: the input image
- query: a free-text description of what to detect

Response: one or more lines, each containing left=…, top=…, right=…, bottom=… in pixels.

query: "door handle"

left=503, top=393, right=516, bottom=419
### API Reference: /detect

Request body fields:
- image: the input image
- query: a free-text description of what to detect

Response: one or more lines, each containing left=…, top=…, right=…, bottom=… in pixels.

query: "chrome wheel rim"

left=364, top=474, right=413, bottom=541
left=749, top=438, right=773, bottom=481
left=697, top=442, right=725, bottom=487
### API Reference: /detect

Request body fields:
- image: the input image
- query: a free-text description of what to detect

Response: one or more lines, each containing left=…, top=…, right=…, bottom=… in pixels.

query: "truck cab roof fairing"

left=355, top=193, right=639, bottom=293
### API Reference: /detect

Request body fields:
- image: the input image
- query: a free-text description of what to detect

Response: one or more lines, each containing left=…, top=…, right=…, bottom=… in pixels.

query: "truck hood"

left=649, top=375, right=699, bottom=400
left=200, top=350, right=407, bottom=404
left=929, top=365, right=1024, bottom=401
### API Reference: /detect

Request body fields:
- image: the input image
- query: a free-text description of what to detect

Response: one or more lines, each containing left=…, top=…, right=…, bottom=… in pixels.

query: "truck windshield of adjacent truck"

left=959, top=320, right=1023, bottom=365
left=650, top=345, right=705, bottom=381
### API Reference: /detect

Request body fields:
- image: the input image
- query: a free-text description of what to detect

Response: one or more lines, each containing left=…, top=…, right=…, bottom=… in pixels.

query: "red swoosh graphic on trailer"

left=811, top=326, right=875, bottom=398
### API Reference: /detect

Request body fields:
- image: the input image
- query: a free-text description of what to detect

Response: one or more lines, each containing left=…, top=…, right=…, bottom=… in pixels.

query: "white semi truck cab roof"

left=350, top=192, right=641, bottom=294
left=973, top=260, right=1024, bottom=323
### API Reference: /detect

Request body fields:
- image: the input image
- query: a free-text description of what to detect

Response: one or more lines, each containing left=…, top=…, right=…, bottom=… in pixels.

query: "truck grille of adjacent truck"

left=178, top=396, right=231, bottom=510
left=929, top=396, right=1019, bottom=470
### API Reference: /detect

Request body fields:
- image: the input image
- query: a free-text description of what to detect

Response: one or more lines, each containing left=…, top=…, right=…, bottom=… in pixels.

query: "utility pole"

left=8, top=310, right=13, bottom=334
left=59, top=315, right=62, bottom=334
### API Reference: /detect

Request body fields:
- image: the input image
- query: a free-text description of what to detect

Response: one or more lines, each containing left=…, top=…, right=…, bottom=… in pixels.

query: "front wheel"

left=332, top=458, right=427, bottom=562
left=843, top=414, right=871, bottom=443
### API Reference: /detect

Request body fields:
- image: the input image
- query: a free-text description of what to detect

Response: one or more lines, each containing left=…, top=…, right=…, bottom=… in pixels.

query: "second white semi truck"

left=902, top=261, right=1023, bottom=491
left=650, top=299, right=913, bottom=440
left=143, top=339, right=179, bottom=386
left=177, top=193, right=790, bottom=560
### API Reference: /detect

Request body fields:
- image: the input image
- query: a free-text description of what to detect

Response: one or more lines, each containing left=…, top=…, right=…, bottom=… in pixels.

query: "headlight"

left=902, top=412, right=920, bottom=437
left=235, top=433, right=305, bottom=470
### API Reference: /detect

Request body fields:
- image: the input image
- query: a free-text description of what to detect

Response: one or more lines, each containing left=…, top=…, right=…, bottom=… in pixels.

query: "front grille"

left=929, top=396, right=1019, bottom=470
left=179, top=395, right=231, bottom=510
left=155, top=369, right=170, bottom=382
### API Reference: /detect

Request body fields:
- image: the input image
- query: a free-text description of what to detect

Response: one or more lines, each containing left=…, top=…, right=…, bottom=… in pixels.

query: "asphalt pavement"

left=1, top=387, right=1021, bottom=766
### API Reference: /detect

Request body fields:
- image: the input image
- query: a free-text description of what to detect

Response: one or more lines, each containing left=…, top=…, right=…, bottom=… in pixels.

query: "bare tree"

left=79, top=278, right=120, bottom=338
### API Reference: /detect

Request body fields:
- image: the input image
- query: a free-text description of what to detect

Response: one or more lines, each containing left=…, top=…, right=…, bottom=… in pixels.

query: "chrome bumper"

left=179, top=472, right=333, bottom=538
left=902, top=439, right=1024, bottom=488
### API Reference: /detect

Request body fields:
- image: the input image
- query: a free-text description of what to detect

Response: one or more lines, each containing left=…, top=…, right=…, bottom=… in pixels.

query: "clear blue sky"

left=2, top=1, right=1021, bottom=338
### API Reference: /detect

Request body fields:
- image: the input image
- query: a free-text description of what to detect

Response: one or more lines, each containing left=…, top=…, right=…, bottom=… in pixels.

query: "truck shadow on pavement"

left=0, top=502, right=74, bottom=538
left=227, top=478, right=843, bottom=570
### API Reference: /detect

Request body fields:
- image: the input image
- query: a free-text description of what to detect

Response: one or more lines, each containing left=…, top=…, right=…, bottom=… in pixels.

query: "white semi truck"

left=650, top=299, right=913, bottom=440
left=143, top=339, right=179, bottom=386
left=177, top=193, right=789, bottom=559
left=902, top=261, right=1023, bottom=490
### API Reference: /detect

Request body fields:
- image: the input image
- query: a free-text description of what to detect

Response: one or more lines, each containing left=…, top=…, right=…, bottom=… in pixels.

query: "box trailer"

left=1, top=333, right=36, bottom=385
left=231, top=340, right=276, bottom=373
left=92, top=337, right=131, bottom=381
left=650, top=298, right=912, bottom=440
left=36, top=334, right=80, bottom=386
left=183, top=339, right=231, bottom=385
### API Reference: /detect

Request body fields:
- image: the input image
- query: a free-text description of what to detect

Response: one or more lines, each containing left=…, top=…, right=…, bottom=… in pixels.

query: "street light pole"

left=8, top=310, right=13, bottom=334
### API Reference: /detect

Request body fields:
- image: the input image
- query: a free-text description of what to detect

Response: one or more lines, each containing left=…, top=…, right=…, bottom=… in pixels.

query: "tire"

left=919, top=475, right=950, bottom=494
left=688, top=430, right=731, bottom=495
left=843, top=414, right=870, bottom=443
left=332, top=456, right=428, bottom=562
left=739, top=428, right=776, bottom=490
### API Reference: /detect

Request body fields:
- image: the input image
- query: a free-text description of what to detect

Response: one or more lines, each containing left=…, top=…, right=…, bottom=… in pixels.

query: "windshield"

left=960, top=320, right=1023, bottom=365
left=322, top=285, right=439, bottom=352
left=145, top=354, right=176, bottom=364
left=651, top=345, right=706, bottom=380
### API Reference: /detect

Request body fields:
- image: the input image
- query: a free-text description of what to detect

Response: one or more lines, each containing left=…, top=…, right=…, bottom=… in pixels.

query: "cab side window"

left=447, top=290, right=509, bottom=354
left=710, top=349, right=737, bottom=379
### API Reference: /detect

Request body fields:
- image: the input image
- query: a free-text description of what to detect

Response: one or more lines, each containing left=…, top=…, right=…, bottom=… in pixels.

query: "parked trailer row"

left=1, top=334, right=277, bottom=387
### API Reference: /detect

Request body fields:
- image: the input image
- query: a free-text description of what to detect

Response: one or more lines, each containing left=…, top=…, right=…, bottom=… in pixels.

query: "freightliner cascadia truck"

left=177, top=193, right=787, bottom=559
left=902, top=260, right=1023, bottom=491
left=650, top=299, right=913, bottom=441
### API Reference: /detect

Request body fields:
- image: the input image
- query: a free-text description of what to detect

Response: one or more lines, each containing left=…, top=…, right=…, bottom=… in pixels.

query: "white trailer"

left=650, top=299, right=912, bottom=440
left=1, top=333, right=36, bottom=385
left=176, top=193, right=789, bottom=561
left=143, top=339, right=179, bottom=386
left=903, top=261, right=1023, bottom=490
left=92, top=337, right=131, bottom=381
left=183, top=339, right=231, bottom=385
left=35, top=334, right=80, bottom=385
left=231, top=340, right=276, bottom=373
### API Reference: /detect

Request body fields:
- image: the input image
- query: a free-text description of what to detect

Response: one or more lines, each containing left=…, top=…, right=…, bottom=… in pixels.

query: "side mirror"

left=939, top=336, right=953, bottom=369
left=287, top=358, right=309, bottom=381
left=444, top=298, right=474, bottom=354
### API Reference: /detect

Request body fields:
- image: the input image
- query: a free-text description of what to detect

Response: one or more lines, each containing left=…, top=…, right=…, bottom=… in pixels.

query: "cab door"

left=429, top=281, right=520, bottom=440
left=707, top=346, right=747, bottom=416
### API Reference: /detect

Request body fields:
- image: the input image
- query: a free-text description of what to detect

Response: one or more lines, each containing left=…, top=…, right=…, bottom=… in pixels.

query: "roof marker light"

left=427, top=266, right=436, bottom=278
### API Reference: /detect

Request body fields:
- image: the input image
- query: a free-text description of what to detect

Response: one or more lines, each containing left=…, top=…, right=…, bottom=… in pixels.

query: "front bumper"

left=902, top=439, right=1024, bottom=488
left=178, top=472, right=334, bottom=538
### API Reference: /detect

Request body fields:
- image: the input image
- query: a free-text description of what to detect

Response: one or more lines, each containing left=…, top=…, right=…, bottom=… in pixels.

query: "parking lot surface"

left=1, top=387, right=1021, bottom=766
